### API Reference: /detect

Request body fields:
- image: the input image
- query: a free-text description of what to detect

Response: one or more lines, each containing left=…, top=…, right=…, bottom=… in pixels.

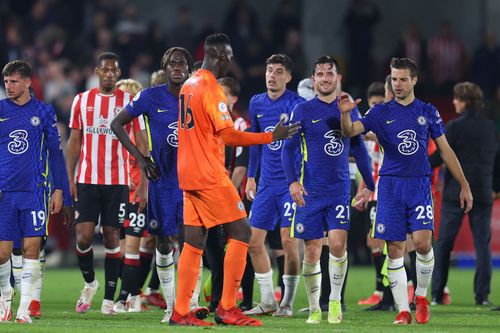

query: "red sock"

left=173, top=242, right=203, bottom=316
left=220, top=239, right=248, bottom=310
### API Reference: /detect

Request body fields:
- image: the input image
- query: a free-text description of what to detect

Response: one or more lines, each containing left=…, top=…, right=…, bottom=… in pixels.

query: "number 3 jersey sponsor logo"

left=8, top=129, right=29, bottom=154
left=396, top=129, right=419, bottom=155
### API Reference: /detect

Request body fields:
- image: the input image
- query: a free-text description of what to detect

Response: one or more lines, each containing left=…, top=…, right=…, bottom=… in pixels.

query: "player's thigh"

left=249, top=226, right=268, bottom=248
left=148, top=187, right=182, bottom=237
left=101, top=185, right=129, bottom=228
left=291, top=194, right=324, bottom=240
left=373, top=177, right=406, bottom=241
left=184, top=186, right=246, bottom=230
left=0, top=191, right=20, bottom=243
left=249, top=185, right=281, bottom=231
left=324, top=181, right=351, bottom=233
left=22, top=236, right=42, bottom=259
left=75, top=184, right=101, bottom=224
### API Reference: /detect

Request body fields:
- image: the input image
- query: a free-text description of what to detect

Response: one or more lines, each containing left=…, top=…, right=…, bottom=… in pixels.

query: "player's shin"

left=415, top=248, right=434, bottom=297
left=220, top=239, right=248, bottom=310
left=11, top=254, right=22, bottom=293
left=303, top=261, right=321, bottom=311
left=190, top=260, right=203, bottom=309
left=31, top=249, right=46, bottom=302
left=387, top=257, right=410, bottom=312
left=280, top=274, right=299, bottom=308
left=104, top=247, right=121, bottom=301
left=18, top=258, right=41, bottom=314
left=156, top=249, right=175, bottom=310
left=328, top=252, right=348, bottom=301
left=173, top=243, right=203, bottom=316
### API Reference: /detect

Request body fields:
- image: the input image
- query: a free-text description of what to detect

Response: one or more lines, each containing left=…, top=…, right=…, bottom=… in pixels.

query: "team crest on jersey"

left=237, top=201, right=245, bottom=211
left=295, top=223, right=304, bottom=234
left=265, top=126, right=282, bottom=150
left=218, top=102, right=228, bottom=113
left=149, top=219, right=158, bottom=230
left=30, top=116, right=41, bottom=126
left=376, top=223, right=385, bottom=234
left=417, top=116, right=427, bottom=126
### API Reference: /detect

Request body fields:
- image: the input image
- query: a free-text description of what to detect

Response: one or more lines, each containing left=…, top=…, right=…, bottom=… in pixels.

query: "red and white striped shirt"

left=69, top=88, right=144, bottom=185
left=365, top=140, right=383, bottom=201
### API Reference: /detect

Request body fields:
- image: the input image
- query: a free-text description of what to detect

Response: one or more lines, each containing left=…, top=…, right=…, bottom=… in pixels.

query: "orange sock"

left=173, top=242, right=203, bottom=316
left=220, top=238, right=248, bottom=310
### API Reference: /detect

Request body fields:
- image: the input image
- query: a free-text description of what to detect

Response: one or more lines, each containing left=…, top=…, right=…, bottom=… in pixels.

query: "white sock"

left=280, top=274, right=299, bottom=308
left=415, top=248, right=434, bottom=297
left=255, top=269, right=276, bottom=306
left=11, top=254, right=23, bottom=293
left=387, top=257, right=409, bottom=312
left=0, top=261, right=13, bottom=297
left=303, top=261, right=321, bottom=312
left=18, top=258, right=41, bottom=314
left=156, top=249, right=175, bottom=310
left=31, top=250, right=46, bottom=302
left=190, top=260, right=203, bottom=309
left=329, top=252, right=348, bottom=301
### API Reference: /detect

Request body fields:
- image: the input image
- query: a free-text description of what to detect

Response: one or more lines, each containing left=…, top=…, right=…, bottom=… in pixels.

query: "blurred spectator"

left=43, top=60, right=77, bottom=124
left=170, top=5, right=196, bottom=54
left=114, top=3, right=146, bottom=74
left=270, top=0, right=301, bottom=49
left=223, top=0, right=259, bottom=55
left=427, top=20, right=467, bottom=93
left=145, top=22, right=169, bottom=70
left=431, top=82, right=497, bottom=306
left=280, top=29, right=307, bottom=91
left=473, top=33, right=500, bottom=99
left=343, top=0, right=380, bottom=95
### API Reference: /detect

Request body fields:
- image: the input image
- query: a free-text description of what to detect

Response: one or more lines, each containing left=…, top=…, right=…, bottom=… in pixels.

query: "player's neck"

left=267, top=88, right=286, bottom=101
left=98, top=86, right=115, bottom=95
left=10, top=91, right=31, bottom=106
left=395, top=91, right=415, bottom=106
left=167, top=83, right=181, bottom=97
left=317, top=91, right=337, bottom=104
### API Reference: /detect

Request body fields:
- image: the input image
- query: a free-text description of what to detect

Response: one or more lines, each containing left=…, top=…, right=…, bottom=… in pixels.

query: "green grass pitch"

left=2, top=267, right=499, bottom=332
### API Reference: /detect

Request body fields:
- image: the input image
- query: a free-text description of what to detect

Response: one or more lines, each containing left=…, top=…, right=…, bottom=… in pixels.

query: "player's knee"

left=414, top=241, right=432, bottom=255
left=156, top=239, right=174, bottom=255
left=329, top=242, right=345, bottom=258
left=0, top=251, right=10, bottom=264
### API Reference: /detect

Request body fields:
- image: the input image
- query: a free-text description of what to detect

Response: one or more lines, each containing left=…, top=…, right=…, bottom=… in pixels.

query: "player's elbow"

left=341, top=127, right=353, bottom=137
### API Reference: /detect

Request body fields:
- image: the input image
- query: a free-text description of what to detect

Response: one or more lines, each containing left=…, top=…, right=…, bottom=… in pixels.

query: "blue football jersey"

left=285, top=97, right=362, bottom=192
left=0, top=97, right=65, bottom=192
left=360, top=98, right=444, bottom=177
left=248, top=90, right=305, bottom=186
left=125, top=84, right=179, bottom=189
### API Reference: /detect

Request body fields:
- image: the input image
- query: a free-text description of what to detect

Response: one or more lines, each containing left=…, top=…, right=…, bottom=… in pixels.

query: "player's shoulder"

left=284, top=89, right=306, bottom=104
left=250, top=92, right=268, bottom=105
left=365, top=100, right=389, bottom=116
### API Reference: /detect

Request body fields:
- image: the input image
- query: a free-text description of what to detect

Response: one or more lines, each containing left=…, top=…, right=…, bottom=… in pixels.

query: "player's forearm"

left=220, top=127, right=273, bottom=147
left=110, top=115, right=145, bottom=162
left=441, top=147, right=469, bottom=188
left=231, top=166, right=247, bottom=189
left=248, top=144, right=260, bottom=178
left=66, top=132, right=81, bottom=183
left=340, top=112, right=355, bottom=137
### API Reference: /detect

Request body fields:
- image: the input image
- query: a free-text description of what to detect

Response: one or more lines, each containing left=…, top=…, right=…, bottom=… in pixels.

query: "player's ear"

left=412, top=76, right=418, bottom=86
left=337, top=74, right=343, bottom=82
left=285, top=72, right=292, bottom=84
left=116, top=67, right=122, bottom=79
left=25, top=78, right=32, bottom=88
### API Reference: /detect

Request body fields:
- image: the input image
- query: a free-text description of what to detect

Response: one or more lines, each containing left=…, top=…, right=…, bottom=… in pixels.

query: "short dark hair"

left=312, top=55, right=339, bottom=75
left=367, top=82, right=385, bottom=99
left=204, top=33, right=231, bottom=49
left=218, top=77, right=241, bottom=97
left=160, top=47, right=194, bottom=73
left=2, top=60, right=32, bottom=78
left=385, top=74, right=394, bottom=94
left=453, top=81, right=484, bottom=110
left=390, top=57, right=418, bottom=78
left=266, top=54, right=294, bottom=73
left=96, top=52, right=119, bottom=67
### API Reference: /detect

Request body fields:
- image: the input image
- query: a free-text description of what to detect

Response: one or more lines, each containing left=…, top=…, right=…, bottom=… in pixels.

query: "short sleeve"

left=360, top=104, right=380, bottom=134
left=68, top=94, right=82, bottom=129
left=126, top=89, right=149, bottom=118
left=203, top=84, right=234, bottom=132
left=427, top=104, right=445, bottom=139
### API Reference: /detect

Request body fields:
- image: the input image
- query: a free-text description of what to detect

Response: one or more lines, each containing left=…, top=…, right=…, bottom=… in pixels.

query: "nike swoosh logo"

left=257, top=114, right=264, bottom=118
left=423, top=221, right=432, bottom=225
left=0, top=118, right=9, bottom=122
left=312, top=119, right=322, bottom=123
left=340, top=221, right=348, bottom=224
left=386, top=119, right=396, bottom=124
left=157, top=109, right=168, bottom=113
left=34, top=226, right=44, bottom=231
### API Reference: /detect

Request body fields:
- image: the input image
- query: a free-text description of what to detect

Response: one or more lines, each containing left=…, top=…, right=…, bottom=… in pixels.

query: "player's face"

left=96, top=59, right=121, bottom=93
left=266, top=64, right=291, bottom=93
left=390, top=68, right=416, bottom=100
left=3, top=73, right=31, bottom=101
left=165, top=51, right=190, bottom=86
left=312, top=63, right=339, bottom=96
left=368, top=95, right=384, bottom=107
left=218, top=44, right=233, bottom=77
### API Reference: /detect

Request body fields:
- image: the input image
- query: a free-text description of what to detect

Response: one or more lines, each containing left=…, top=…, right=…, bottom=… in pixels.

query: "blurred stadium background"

left=1, top=0, right=500, bottom=269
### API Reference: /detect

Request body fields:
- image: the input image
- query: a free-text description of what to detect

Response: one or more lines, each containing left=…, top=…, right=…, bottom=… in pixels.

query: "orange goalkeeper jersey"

left=177, top=69, right=235, bottom=190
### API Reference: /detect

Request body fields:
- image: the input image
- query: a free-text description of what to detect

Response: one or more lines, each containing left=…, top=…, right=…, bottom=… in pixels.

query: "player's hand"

left=70, top=182, right=78, bottom=202
left=245, top=177, right=257, bottom=201
left=50, top=189, right=63, bottom=214
left=62, top=205, right=75, bottom=228
left=352, top=188, right=373, bottom=210
left=337, top=93, right=361, bottom=114
left=289, top=181, right=308, bottom=207
left=138, top=155, right=160, bottom=181
left=272, top=114, right=301, bottom=141
left=135, top=181, right=148, bottom=212
left=460, top=183, right=473, bottom=213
